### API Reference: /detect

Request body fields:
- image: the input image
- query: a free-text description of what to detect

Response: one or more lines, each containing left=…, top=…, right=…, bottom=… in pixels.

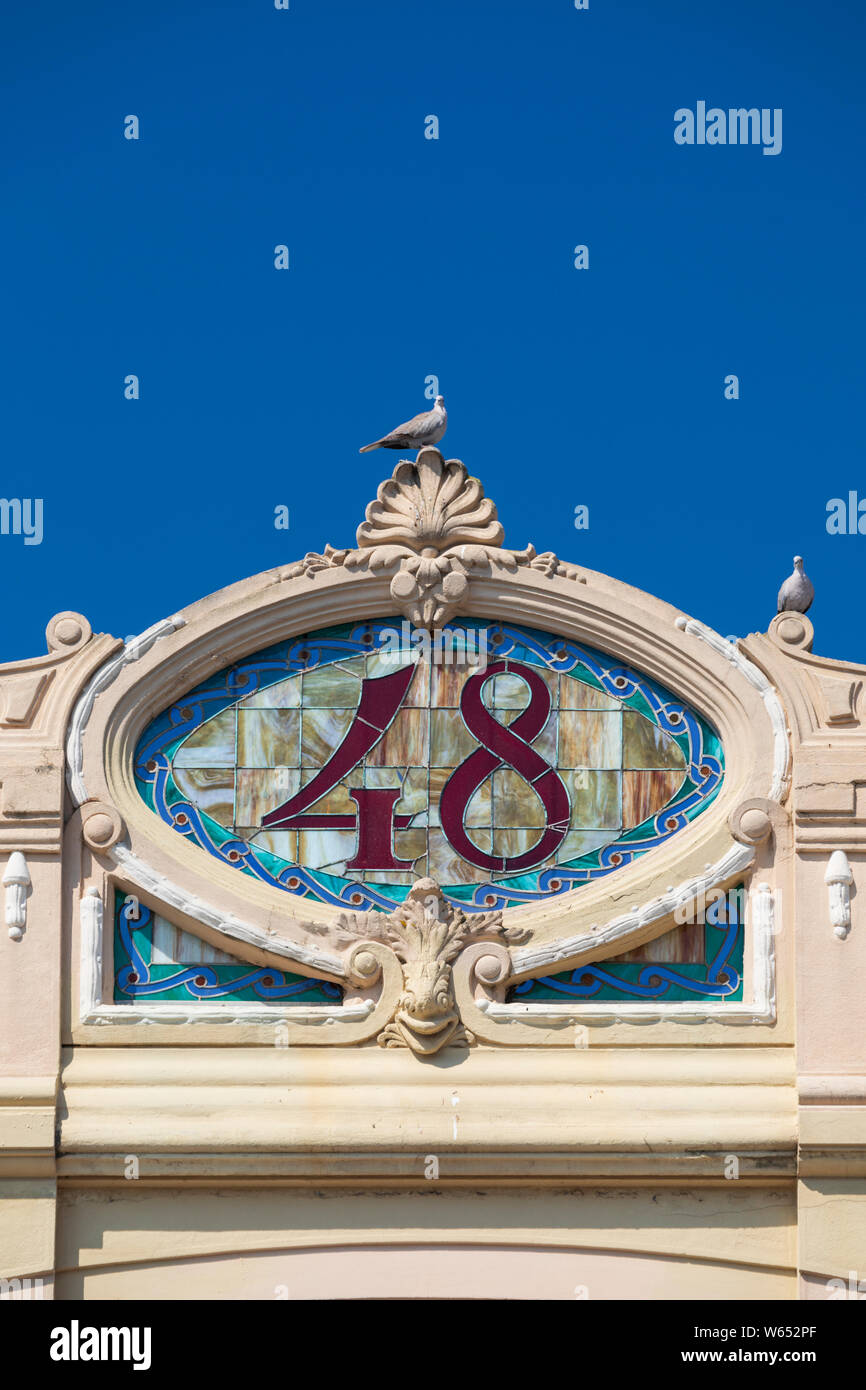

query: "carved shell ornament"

left=283, top=447, right=584, bottom=625
left=357, top=451, right=504, bottom=553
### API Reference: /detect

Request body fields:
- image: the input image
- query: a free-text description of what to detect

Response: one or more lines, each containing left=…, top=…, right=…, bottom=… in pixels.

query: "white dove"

left=359, top=396, right=447, bottom=453
left=777, top=555, right=814, bottom=614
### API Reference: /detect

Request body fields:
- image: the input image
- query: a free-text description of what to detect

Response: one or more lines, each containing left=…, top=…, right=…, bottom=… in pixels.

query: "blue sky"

left=2, top=0, right=863, bottom=661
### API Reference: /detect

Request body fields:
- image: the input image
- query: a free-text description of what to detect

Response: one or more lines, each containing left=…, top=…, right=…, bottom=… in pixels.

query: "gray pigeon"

left=359, top=396, right=447, bottom=453
left=777, top=555, right=814, bottom=614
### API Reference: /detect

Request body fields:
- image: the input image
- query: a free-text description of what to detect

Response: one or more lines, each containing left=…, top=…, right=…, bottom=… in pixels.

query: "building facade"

left=1, top=448, right=864, bottom=1300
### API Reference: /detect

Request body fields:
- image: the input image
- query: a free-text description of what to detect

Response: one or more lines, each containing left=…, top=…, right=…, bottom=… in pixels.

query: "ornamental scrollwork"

left=316, top=877, right=528, bottom=1056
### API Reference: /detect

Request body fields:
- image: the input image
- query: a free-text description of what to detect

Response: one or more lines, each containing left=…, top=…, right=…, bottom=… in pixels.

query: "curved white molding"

left=78, top=872, right=376, bottom=1026
left=511, top=842, right=755, bottom=976
left=750, top=882, right=777, bottom=1019
left=81, top=1000, right=375, bottom=1027
left=66, top=614, right=186, bottom=806
left=674, top=615, right=790, bottom=800
left=483, top=874, right=776, bottom=1027
left=112, top=844, right=350, bottom=978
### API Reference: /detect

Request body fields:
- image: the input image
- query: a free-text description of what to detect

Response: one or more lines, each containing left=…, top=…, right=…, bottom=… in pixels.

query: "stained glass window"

left=112, top=892, right=342, bottom=1004
left=135, top=620, right=724, bottom=912
left=510, top=886, right=744, bottom=1002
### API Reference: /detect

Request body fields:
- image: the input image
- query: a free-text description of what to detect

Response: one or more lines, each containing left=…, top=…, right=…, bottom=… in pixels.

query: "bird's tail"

left=358, top=440, right=381, bottom=453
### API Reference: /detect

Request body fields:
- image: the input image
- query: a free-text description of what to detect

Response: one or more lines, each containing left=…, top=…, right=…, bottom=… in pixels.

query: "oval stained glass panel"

left=135, top=620, right=724, bottom=912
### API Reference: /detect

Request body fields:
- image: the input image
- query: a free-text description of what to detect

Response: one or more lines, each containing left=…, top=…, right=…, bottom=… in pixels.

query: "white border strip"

left=66, top=614, right=186, bottom=805
left=674, top=615, right=790, bottom=800
left=78, top=879, right=371, bottom=1027
left=112, top=845, right=349, bottom=977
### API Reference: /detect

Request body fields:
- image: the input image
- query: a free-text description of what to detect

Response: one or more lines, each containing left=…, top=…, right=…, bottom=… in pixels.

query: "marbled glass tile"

left=559, top=676, right=622, bottom=711
left=427, top=828, right=492, bottom=883
left=300, top=708, right=354, bottom=767
left=492, top=826, right=543, bottom=859
left=429, top=710, right=477, bottom=767
left=429, top=663, right=464, bottom=709
left=366, top=709, right=428, bottom=767
left=238, top=709, right=300, bottom=768
left=492, top=768, right=547, bottom=828
left=302, top=781, right=358, bottom=816
left=173, top=709, right=236, bottom=768
left=622, top=711, right=686, bottom=770
left=240, top=675, right=302, bottom=709
left=396, top=767, right=429, bottom=815
left=615, top=921, right=704, bottom=964
left=463, top=778, right=492, bottom=828
left=298, top=829, right=357, bottom=873
left=250, top=828, right=298, bottom=860
left=302, top=665, right=364, bottom=707
left=393, top=827, right=427, bottom=863
left=558, top=710, right=622, bottom=769
left=563, top=769, right=622, bottom=830
left=560, top=828, right=619, bottom=860
left=622, top=770, right=685, bottom=828
left=488, top=673, right=532, bottom=709
left=236, top=768, right=299, bottom=826
left=172, top=767, right=235, bottom=825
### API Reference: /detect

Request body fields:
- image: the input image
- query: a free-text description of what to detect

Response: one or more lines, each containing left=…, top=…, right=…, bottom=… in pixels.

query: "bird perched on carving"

left=777, top=555, right=814, bottom=614
left=359, top=396, right=447, bottom=453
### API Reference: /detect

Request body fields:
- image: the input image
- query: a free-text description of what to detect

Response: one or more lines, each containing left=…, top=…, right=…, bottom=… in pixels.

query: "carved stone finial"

left=356, top=449, right=504, bottom=555
left=282, top=449, right=585, bottom=624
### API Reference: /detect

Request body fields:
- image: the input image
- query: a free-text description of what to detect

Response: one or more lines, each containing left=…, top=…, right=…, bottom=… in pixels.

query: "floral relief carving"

left=281, top=448, right=584, bottom=624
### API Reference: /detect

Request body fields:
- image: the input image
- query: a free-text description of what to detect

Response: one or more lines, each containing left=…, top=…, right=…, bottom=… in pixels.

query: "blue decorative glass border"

left=113, top=892, right=342, bottom=1003
left=134, top=619, right=724, bottom=914
left=510, top=890, right=744, bottom=1002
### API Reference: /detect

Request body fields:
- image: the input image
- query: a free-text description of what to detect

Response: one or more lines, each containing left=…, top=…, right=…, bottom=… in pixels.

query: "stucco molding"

left=57, top=1044, right=797, bottom=1180
left=674, top=614, right=790, bottom=801
left=742, top=613, right=866, bottom=743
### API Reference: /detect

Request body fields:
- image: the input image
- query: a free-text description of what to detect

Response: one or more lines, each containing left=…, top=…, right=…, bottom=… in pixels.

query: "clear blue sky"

left=3, top=0, right=863, bottom=661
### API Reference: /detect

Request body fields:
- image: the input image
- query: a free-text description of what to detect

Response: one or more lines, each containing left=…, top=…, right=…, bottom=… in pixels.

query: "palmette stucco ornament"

left=317, top=877, right=528, bottom=1055
left=282, top=448, right=584, bottom=624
